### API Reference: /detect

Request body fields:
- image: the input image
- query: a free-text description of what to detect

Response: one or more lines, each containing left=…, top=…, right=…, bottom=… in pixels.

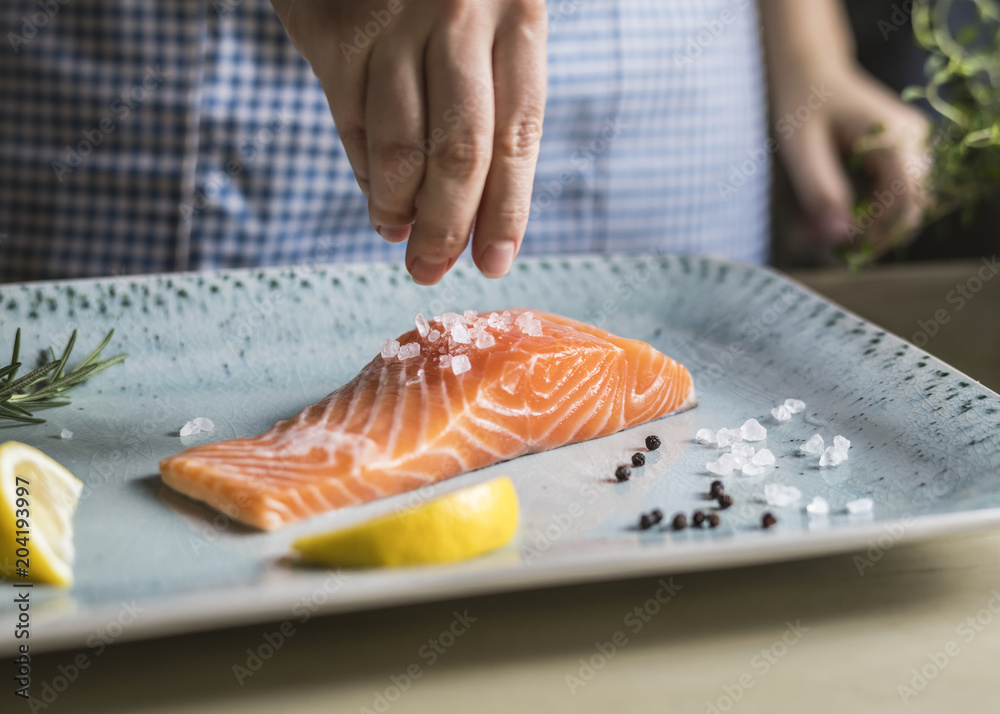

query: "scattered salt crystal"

left=441, top=312, right=462, bottom=330
left=60, top=429, right=73, bottom=440
left=742, top=463, right=765, bottom=477
left=751, top=448, right=775, bottom=466
left=475, top=332, right=495, bottom=349
left=487, top=312, right=500, bottom=327
left=428, top=329, right=441, bottom=343
left=706, top=459, right=734, bottom=476
left=381, top=339, right=400, bottom=359
left=771, top=404, right=792, bottom=422
left=439, top=355, right=452, bottom=369
left=415, top=313, right=430, bottom=337
left=716, top=428, right=743, bottom=447
left=764, top=483, right=802, bottom=507
left=846, top=497, right=874, bottom=514
left=833, top=435, right=851, bottom=451
left=398, top=342, right=420, bottom=360
left=451, top=354, right=471, bottom=375
left=695, top=428, right=716, bottom=445
left=192, top=417, right=214, bottom=433
left=463, top=310, right=478, bottom=322
left=451, top=322, right=471, bottom=344
left=819, top=446, right=848, bottom=467
left=740, top=418, right=767, bottom=442
left=179, top=421, right=199, bottom=437
left=784, top=399, right=806, bottom=414
left=524, top=319, right=543, bottom=337
left=515, top=311, right=534, bottom=329
left=730, top=453, right=748, bottom=469
left=806, top=497, right=830, bottom=516
left=731, top=442, right=755, bottom=459
left=801, top=434, right=825, bottom=454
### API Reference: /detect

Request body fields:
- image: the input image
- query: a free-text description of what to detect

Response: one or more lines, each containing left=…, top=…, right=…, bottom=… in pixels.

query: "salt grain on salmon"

left=415, top=313, right=430, bottom=337
left=381, top=339, right=400, bottom=359
left=428, top=329, right=441, bottom=343
left=398, top=342, right=420, bottom=360
left=160, top=309, right=696, bottom=530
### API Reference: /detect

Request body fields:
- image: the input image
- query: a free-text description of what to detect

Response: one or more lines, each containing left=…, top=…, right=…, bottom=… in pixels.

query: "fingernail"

left=376, top=225, right=412, bottom=243
left=408, top=255, right=450, bottom=285
left=479, top=240, right=516, bottom=278
left=812, top=209, right=854, bottom=244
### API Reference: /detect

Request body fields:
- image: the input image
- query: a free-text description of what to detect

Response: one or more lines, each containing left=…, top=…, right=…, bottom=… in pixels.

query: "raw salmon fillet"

left=160, top=309, right=696, bottom=530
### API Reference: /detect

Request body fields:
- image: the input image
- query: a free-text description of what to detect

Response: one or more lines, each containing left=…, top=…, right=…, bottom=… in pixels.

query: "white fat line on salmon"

left=359, top=610, right=478, bottom=714
left=232, top=569, right=351, bottom=686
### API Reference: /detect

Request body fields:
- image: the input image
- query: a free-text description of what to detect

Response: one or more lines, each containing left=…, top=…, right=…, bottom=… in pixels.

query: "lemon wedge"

left=0, top=442, right=83, bottom=586
left=293, top=476, right=520, bottom=568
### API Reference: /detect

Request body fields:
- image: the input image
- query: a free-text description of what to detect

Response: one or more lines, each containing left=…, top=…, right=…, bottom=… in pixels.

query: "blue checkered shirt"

left=0, top=0, right=769, bottom=282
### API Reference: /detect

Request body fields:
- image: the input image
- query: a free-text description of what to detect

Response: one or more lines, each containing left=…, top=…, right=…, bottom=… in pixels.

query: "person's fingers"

left=782, top=121, right=855, bottom=245
left=471, top=3, right=547, bottom=279
left=365, top=36, right=428, bottom=243
left=405, top=15, right=496, bottom=285
left=313, top=48, right=372, bottom=198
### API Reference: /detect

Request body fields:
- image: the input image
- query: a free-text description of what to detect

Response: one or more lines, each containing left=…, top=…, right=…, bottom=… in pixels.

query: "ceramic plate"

left=1, top=255, right=999, bottom=654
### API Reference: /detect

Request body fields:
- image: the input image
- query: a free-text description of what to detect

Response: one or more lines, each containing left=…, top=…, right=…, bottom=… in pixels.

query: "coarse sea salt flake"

left=488, top=312, right=500, bottom=327
left=706, top=459, right=733, bottom=476
left=381, top=339, right=400, bottom=359
left=833, top=435, right=851, bottom=451
left=451, top=322, right=471, bottom=344
left=784, top=399, right=806, bottom=414
left=524, top=319, right=543, bottom=337
left=475, top=332, right=495, bottom=349
left=806, top=497, right=830, bottom=516
left=441, top=312, right=462, bottom=330
left=451, top=354, right=471, bottom=375
left=439, top=355, right=452, bottom=369
left=731, top=442, right=755, bottom=460
left=771, top=404, right=792, bottom=422
left=764, top=483, right=801, bottom=507
left=398, top=342, right=420, bottom=360
left=819, top=446, right=848, bottom=467
left=740, top=418, right=767, bottom=442
left=695, top=428, right=716, bottom=445
left=60, top=429, right=73, bottom=440
left=415, top=313, right=430, bottom=337
left=742, top=463, right=765, bottom=477
left=716, top=428, right=742, bottom=447
left=801, top=434, right=825, bottom=454
left=193, top=417, right=214, bottom=433
left=752, top=448, right=775, bottom=466
left=464, top=310, right=478, bottom=322
left=428, top=329, right=441, bottom=343
left=179, top=421, right=200, bottom=437
left=846, top=497, right=874, bottom=514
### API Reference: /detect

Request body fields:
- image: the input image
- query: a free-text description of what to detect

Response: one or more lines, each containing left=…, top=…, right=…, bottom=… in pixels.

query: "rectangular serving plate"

left=1, top=255, right=998, bottom=654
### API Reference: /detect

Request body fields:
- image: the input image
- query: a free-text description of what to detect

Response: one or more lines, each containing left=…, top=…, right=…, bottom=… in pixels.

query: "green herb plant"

left=844, top=0, right=1000, bottom=270
left=0, top=329, right=127, bottom=424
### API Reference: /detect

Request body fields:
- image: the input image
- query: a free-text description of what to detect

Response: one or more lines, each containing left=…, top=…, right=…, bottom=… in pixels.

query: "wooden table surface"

left=25, top=260, right=1000, bottom=714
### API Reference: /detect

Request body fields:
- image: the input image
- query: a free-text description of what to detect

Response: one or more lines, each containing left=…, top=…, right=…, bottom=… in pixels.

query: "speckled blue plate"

left=1, top=255, right=999, bottom=654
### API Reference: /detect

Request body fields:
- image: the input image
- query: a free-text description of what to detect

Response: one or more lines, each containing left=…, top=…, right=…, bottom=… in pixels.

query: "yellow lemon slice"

left=293, top=476, right=520, bottom=568
left=0, top=442, right=83, bottom=586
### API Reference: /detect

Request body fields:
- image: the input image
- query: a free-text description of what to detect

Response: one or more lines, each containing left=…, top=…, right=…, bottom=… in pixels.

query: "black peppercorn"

left=671, top=512, right=687, bottom=530
left=645, top=435, right=661, bottom=451
left=615, top=464, right=632, bottom=482
left=651, top=508, right=664, bottom=522
left=631, top=452, right=646, bottom=467
left=762, top=512, right=777, bottom=529
left=709, top=480, right=724, bottom=498
left=692, top=510, right=706, bottom=527
left=707, top=512, right=721, bottom=528
left=717, top=493, right=734, bottom=509
left=639, top=514, right=654, bottom=530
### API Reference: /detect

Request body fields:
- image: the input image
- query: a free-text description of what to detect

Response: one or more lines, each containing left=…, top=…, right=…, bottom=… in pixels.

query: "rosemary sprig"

left=0, top=328, right=127, bottom=425
left=846, top=0, right=1000, bottom=270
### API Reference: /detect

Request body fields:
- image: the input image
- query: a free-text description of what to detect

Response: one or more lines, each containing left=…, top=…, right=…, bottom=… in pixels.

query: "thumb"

left=782, top=123, right=855, bottom=244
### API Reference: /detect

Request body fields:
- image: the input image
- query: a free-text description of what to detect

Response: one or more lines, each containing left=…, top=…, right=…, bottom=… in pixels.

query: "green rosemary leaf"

left=0, top=360, right=60, bottom=401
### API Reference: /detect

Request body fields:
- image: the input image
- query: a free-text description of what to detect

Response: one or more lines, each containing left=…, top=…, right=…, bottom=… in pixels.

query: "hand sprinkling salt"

left=695, top=428, right=717, bottom=445
left=771, top=404, right=792, bottom=421
left=846, top=497, right=874, bottom=514
left=806, top=496, right=830, bottom=516
left=381, top=338, right=400, bottom=359
left=800, top=434, right=825, bottom=454
left=764, top=483, right=801, bottom=507
left=451, top=354, right=472, bottom=375
left=415, top=313, right=430, bottom=337
left=740, top=418, right=767, bottom=442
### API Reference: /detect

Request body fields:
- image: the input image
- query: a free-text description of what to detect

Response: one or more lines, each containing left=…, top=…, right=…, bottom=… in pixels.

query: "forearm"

left=759, top=0, right=857, bottom=88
